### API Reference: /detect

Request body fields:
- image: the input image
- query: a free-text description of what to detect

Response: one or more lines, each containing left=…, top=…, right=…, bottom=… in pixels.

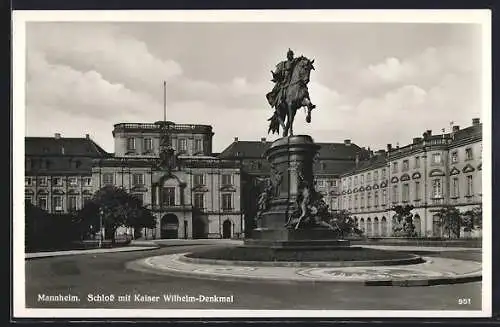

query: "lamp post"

left=99, top=208, right=104, bottom=248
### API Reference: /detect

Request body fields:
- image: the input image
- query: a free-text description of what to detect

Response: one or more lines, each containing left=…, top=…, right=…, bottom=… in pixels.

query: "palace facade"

left=25, top=118, right=482, bottom=239
left=339, top=118, right=482, bottom=238
left=92, top=121, right=242, bottom=239
left=25, top=134, right=109, bottom=214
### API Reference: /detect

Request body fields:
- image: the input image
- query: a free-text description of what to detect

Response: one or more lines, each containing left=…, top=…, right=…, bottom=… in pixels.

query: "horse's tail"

left=267, top=112, right=280, bottom=135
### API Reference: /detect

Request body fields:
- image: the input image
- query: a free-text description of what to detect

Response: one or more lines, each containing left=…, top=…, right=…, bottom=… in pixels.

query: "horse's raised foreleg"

left=301, top=97, right=316, bottom=123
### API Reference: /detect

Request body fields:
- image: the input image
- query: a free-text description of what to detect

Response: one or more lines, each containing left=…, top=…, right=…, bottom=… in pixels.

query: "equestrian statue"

left=266, top=49, right=316, bottom=137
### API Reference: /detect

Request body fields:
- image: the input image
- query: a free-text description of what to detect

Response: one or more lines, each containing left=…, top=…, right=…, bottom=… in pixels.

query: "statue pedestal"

left=244, top=135, right=350, bottom=250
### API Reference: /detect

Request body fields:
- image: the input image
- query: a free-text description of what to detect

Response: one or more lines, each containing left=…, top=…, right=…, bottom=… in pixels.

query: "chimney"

left=344, top=139, right=351, bottom=146
left=376, top=149, right=386, bottom=156
left=413, top=137, right=422, bottom=144
left=452, top=125, right=460, bottom=133
left=85, top=133, right=90, bottom=139
left=426, top=130, right=432, bottom=136
left=54, top=133, right=61, bottom=139
left=234, top=137, right=239, bottom=142
left=387, top=143, right=392, bottom=152
left=261, top=137, right=266, bottom=143
left=472, top=118, right=480, bottom=126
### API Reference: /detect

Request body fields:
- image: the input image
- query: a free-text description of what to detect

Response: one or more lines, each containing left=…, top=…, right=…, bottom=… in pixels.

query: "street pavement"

left=25, top=245, right=482, bottom=311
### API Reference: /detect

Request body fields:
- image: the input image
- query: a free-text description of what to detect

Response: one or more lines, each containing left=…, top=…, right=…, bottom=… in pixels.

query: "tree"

left=80, top=185, right=155, bottom=243
left=461, top=206, right=482, bottom=233
left=435, top=205, right=462, bottom=239
left=391, top=205, right=416, bottom=237
left=329, top=210, right=363, bottom=238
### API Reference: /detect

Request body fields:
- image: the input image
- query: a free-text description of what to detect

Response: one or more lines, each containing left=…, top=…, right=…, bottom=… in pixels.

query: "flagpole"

left=163, top=81, right=167, bottom=122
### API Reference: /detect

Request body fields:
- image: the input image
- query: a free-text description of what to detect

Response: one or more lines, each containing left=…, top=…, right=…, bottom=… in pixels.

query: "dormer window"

left=465, top=148, right=473, bottom=160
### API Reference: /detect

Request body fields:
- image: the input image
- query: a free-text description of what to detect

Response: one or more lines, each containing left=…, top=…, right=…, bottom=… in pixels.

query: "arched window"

left=373, top=217, right=379, bottom=237
left=413, top=214, right=421, bottom=237
left=359, top=218, right=365, bottom=233
left=433, top=214, right=442, bottom=237
left=366, top=218, right=372, bottom=236
left=381, top=217, right=387, bottom=237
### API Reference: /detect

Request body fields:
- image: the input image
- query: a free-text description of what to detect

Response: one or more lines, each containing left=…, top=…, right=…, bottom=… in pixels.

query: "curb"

left=25, top=246, right=160, bottom=260
left=179, top=254, right=425, bottom=268
left=364, top=275, right=482, bottom=287
left=128, top=257, right=482, bottom=287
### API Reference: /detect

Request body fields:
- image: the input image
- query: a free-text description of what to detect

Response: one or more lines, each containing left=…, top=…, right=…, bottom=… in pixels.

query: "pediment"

left=477, top=163, right=482, bottom=171
left=220, top=185, right=237, bottom=192
left=347, top=189, right=352, bottom=194
left=82, top=190, right=93, bottom=195
left=391, top=176, right=399, bottom=183
left=68, top=189, right=80, bottom=195
left=373, top=184, right=379, bottom=189
left=353, top=188, right=358, bottom=193
left=366, top=185, right=372, bottom=191
left=429, top=169, right=445, bottom=177
left=52, top=189, right=65, bottom=195
left=463, top=164, right=475, bottom=173
left=131, top=186, right=148, bottom=192
left=342, top=191, right=347, bottom=195
left=380, top=181, right=387, bottom=188
left=359, top=186, right=365, bottom=192
left=412, top=172, right=421, bottom=180
left=25, top=189, right=34, bottom=195
left=192, top=185, right=209, bottom=192
left=450, top=167, right=460, bottom=175
left=400, top=174, right=410, bottom=181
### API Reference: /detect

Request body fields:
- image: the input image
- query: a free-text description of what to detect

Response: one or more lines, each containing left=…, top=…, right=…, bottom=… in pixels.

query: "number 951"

left=458, top=298, right=471, bottom=305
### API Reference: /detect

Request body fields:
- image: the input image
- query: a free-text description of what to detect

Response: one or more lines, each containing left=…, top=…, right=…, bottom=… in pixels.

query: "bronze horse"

left=266, top=56, right=316, bottom=137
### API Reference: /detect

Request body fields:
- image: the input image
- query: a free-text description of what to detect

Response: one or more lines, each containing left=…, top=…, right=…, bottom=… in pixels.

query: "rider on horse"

left=266, top=49, right=316, bottom=136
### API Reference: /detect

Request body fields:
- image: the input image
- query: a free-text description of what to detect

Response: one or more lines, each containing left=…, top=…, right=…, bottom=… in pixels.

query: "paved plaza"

left=24, top=242, right=482, bottom=310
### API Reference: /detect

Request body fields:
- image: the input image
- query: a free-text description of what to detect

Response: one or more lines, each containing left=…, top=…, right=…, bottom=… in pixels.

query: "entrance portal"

left=161, top=214, right=179, bottom=239
left=193, top=216, right=207, bottom=239
left=222, top=219, right=232, bottom=239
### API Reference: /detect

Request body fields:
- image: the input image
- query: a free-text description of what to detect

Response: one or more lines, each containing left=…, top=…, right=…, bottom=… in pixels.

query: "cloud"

left=27, top=50, right=163, bottom=121
left=24, top=23, right=481, bottom=154
left=27, top=23, right=183, bottom=96
left=339, top=74, right=479, bottom=150
left=360, top=46, right=479, bottom=89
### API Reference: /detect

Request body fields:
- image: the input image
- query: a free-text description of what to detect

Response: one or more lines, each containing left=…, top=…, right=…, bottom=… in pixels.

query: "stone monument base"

left=244, top=228, right=351, bottom=250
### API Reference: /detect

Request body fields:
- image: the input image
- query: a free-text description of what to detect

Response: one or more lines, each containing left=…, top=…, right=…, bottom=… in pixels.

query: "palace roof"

left=25, top=136, right=109, bottom=175
left=218, top=139, right=366, bottom=160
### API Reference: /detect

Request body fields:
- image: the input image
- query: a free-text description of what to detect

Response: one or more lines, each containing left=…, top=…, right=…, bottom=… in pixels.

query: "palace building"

left=91, top=121, right=242, bottom=239
left=25, top=118, right=482, bottom=240
left=339, top=118, right=483, bottom=238
left=25, top=134, right=109, bottom=214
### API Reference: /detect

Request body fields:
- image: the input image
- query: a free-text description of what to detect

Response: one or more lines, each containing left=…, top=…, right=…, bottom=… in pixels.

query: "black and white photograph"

left=12, top=9, right=492, bottom=318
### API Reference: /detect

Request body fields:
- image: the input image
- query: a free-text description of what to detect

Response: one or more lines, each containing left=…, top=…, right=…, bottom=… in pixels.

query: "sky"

left=25, top=21, right=483, bottom=153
